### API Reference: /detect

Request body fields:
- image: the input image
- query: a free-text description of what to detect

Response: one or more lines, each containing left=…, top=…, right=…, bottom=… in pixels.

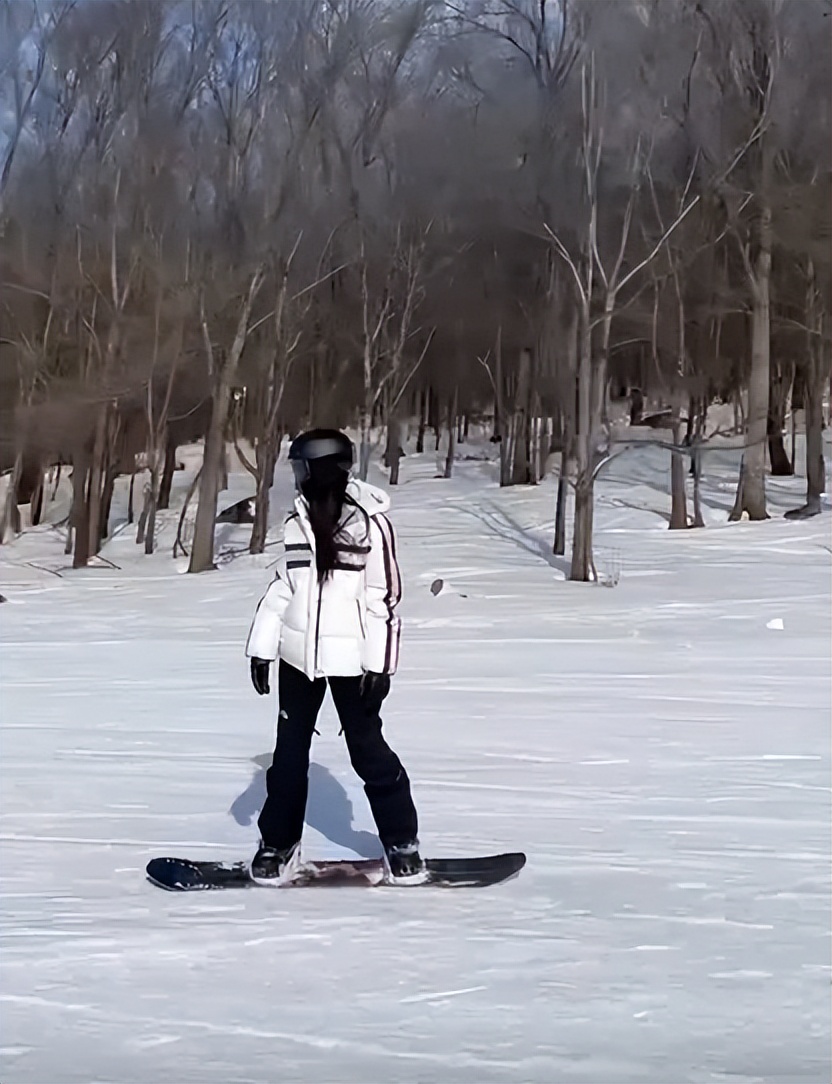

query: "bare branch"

left=543, top=224, right=587, bottom=305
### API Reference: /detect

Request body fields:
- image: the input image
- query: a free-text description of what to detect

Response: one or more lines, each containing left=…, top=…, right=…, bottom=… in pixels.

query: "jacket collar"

left=293, top=478, right=391, bottom=522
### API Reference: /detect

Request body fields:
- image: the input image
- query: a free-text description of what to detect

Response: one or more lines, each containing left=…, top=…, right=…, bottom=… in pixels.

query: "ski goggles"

left=290, top=458, right=353, bottom=486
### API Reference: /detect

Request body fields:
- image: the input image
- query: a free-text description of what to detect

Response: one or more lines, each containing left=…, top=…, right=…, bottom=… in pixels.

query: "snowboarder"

left=246, top=429, right=423, bottom=884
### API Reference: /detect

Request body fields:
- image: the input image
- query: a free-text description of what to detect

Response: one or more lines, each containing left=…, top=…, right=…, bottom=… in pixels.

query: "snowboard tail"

left=146, top=852, right=525, bottom=892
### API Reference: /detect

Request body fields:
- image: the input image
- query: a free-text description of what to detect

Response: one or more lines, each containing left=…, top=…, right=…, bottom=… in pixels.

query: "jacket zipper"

left=313, top=580, right=323, bottom=675
left=298, top=498, right=320, bottom=678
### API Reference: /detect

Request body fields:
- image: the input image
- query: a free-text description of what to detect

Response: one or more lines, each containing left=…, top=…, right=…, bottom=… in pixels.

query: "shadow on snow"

left=229, top=755, right=382, bottom=858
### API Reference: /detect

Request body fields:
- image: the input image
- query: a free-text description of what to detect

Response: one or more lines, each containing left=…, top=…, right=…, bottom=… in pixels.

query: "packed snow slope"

left=1, top=440, right=830, bottom=1084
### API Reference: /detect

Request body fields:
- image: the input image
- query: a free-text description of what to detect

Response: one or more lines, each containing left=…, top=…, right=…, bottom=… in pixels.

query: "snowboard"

left=145, top=851, right=525, bottom=892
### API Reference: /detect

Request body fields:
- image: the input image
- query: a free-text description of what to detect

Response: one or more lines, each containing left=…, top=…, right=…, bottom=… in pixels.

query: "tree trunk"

left=537, top=413, right=549, bottom=483
left=158, top=436, right=177, bottom=510
left=691, top=447, right=705, bottom=528
left=99, top=408, right=122, bottom=548
left=528, top=407, right=542, bottom=485
left=690, top=400, right=706, bottom=529
left=0, top=450, right=23, bottom=542
left=387, top=416, right=403, bottom=485
left=570, top=301, right=594, bottom=582
left=493, top=325, right=504, bottom=443
left=250, top=441, right=277, bottom=555
left=802, top=259, right=826, bottom=513
left=189, top=385, right=231, bottom=573
left=30, top=472, right=44, bottom=527
left=127, top=468, right=136, bottom=525
left=381, top=388, right=393, bottom=469
left=389, top=443, right=402, bottom=486
left=100, top=465, right=118, bottom=547
left=804, top=377, right=825, bottom=509
left=570, top=479, right=594, bottom=582
left=767, top=414, right=792, bottom=476
left=137, top=481, right=150, bottom=545
left=219, top=445, right=229, bottom=494
left=767, top=363, right=793, bottom=475
left=570, top=283, right=609, bottom=582
left=416, top=389, right=427, bottom=453
left=493, top=326, right=514, bottom=486
left=456, top=410, right=468, bottom=445
left=786, top=258, right=827, bottom=518
left=669, top=413, right=688, bottom=530
left=444, top=388, right=458, bottom=479
left=358, top=419, right=372, bottom=481
left=84, top=404, right=109, bottom=559
left=174, top=467, right=202, bottom=559
left=731, top=195, right=771, bottom=521
left=422, top=387, right=438, bottom=452
left=66, top=456, right=85, bottom=556
left=144, top=463, right=160, bottom=555
left=553, top=451, right=568, bottom=556
left=500, top=417, right=515, bottom=487
left=729, top=460, right=746, bottom=521
left=511, top=348, right=532, bottom=485
left=687, top=396, right=697, bottom=476
left=71, top=452, right=91, bottom=568
left=190, top=270, right=261, bottom=571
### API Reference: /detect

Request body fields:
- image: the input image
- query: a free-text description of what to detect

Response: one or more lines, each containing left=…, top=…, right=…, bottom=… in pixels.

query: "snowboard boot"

left=383, top=841, right=426, bottom=885
left=250, top=841, right=300, bottom=886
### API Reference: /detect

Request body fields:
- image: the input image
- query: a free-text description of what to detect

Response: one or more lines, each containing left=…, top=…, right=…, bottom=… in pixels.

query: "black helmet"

left=288, top=429, right=354, bottom=486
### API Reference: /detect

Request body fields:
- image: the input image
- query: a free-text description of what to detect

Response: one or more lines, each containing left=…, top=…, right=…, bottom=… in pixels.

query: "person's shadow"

left=229, top=755, right=382, bottom=858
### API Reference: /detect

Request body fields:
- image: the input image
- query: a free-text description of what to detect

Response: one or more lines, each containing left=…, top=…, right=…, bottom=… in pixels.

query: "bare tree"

left=234, top=235, right=341, bottom=554
left=0, top=0, right=74, bottom=201
left=353, top=223, right=432, bottom=478
left=2, top=0, right=829, bottom=581
left=185, top=1, right=329, bottom=571
left=545, top=55, right=701, bottom=578
left=188, top=268, right=264, bottom=572
left=693, top=1, right=779, bottom=521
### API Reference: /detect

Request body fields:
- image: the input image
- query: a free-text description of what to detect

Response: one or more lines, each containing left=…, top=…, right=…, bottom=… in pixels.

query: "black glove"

left=360, top=671, right=390, bottom=705
left=250, top=658, right=271, bottom=696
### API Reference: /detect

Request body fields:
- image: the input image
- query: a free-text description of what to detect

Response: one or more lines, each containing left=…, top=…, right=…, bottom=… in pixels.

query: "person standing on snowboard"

left=245, top=429, right=423, bottom=884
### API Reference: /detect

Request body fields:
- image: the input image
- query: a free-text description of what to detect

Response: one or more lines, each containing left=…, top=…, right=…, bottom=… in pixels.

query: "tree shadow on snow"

left=228, top=755, right=382, bottom=858
left=462, top=503, right=572, bottom=577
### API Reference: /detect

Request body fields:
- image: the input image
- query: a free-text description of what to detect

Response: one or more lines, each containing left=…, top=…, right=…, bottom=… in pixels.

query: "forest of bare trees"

left=1, top=0, right=829, bottom=579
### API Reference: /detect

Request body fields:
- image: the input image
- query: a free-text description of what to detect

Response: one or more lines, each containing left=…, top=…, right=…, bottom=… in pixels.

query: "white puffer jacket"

left=245, top=480, right=402, bottom=679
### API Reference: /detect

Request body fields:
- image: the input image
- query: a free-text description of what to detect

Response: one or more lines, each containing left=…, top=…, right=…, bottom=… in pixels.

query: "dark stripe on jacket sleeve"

left=376, top=514, right=401, bottom=672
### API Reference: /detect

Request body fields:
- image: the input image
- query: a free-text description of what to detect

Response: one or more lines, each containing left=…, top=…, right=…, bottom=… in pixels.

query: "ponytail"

left=301, top=461, right=349, bottom=582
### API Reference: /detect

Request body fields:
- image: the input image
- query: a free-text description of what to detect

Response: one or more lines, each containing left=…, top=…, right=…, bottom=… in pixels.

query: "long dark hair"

left=301, top=458, right=350, bottom=582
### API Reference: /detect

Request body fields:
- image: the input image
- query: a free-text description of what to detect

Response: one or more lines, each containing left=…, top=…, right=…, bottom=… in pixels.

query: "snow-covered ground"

left=1, top=437, right=830, bottom=1084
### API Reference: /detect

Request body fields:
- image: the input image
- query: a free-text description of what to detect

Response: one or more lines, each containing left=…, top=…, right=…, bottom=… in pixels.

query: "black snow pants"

left=258, top=660, right=418, bottom=852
